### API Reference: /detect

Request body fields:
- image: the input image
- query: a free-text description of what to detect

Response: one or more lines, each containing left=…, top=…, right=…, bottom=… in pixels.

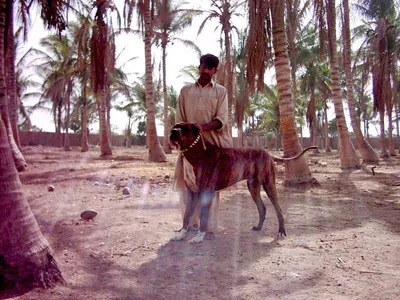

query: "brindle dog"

left=170, top=122, right=317, bottom=243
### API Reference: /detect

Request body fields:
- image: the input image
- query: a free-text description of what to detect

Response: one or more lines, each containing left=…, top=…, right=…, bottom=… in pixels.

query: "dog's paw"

left=171, top=229, right=188, bottom=241
left=189, top=231, right=206, bottom=243
left=251, top=226, right=262, bottom=231
left=277, top=228, right=287, bottom=238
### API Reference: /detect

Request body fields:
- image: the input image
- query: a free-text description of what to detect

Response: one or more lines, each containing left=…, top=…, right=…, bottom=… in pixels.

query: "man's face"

left=198, top=63, right=217, bottom=83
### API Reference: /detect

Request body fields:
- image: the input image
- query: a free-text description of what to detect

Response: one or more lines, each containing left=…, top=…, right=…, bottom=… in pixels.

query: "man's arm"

left=201, top=119, right=222, bottom=132
left=213, top=85, right=228, bottom=131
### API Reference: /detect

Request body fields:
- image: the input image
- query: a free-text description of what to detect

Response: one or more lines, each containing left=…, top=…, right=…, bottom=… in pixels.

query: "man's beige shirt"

left=176, top=81, right=233, bottom=147
left=173, top=81, right=233, bottom=192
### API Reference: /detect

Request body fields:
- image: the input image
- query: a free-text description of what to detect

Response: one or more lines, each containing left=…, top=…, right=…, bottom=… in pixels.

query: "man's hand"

left=200, top=119, right=222, bottom=132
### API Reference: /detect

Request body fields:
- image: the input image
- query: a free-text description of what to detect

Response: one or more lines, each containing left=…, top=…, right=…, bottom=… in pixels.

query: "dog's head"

left=169, top=122, right=201, bottom=151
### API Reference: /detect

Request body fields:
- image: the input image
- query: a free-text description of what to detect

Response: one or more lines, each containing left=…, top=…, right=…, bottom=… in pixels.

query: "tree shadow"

left=19, top=168, right=100, bottom=186
left=335, top=168, right=400, bottom=234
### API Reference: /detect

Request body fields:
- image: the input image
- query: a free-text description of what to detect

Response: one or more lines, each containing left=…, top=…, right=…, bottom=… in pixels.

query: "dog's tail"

left=270, top=146, right=318, bottom=163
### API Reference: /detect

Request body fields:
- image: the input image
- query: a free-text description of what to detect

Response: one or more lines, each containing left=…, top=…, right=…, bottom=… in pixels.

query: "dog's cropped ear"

left=172, top=122, right=185, bottom=130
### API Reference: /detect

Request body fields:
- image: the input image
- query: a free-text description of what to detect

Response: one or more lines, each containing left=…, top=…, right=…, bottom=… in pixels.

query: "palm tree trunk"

left=324, top=103, right=331, bottom=152
left=373, top=18, right=389, bottom=157
left=327, top=0, right=359, bottom=168
left=285, top=0, right=298, bottom=103
left=308, top=88, right=319, bottom=154
left=0, top=1, right=64, bottom=290
left=342, top=0, right=379, bottom=163
left=106, top=87, right=111, bottom=141
left=161, top=42, right=171, bottom=154
left=0, top=98, right=27, bottom=171
left=0, top=2, right=26, bottom=172
left=396, top=101, right=400, bottom=151
left=143, top=0, right=166, bottom=162
left=5, top=0, right=20, bottom=148
left=378, top=109, right=388, bottom=156
left=271, top=0, right=314, bottom=185
left=81, top=78, right=89, bottom=152
left=126, top=117, right=132, bottom=147
left=0, top=115, right=64, bottom=292
left=56, top=101, right=62, bottom=147
left=63, top=81, right=72, bottom=151
left=387, top=106, right=395, bottom=155
left=389, top=48, right=398, bottom=155
left=237, top=121, right=243, bottom=147
left=98, top=90, right=112, bottom=156
left=224, top=27, right=233, bottom=133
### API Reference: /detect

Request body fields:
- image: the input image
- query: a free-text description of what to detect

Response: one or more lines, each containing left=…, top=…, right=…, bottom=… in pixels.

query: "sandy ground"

left=6, top=146, right=400, bottom=300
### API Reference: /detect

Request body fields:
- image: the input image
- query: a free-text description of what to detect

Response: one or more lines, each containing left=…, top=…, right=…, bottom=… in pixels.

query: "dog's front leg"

left=189, top=190, right=215, bottom=244
left=171, top=190, right=199, bottom=241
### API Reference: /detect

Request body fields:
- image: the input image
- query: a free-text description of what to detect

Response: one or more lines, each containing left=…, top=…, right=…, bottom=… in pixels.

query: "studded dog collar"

left=179, top=134, right=202, bottom=154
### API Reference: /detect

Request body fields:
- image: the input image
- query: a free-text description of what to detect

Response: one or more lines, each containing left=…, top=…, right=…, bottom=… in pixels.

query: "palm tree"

left=125, top=0, right=166, bottom=162
left=268, top=0, right=316, bottom=183
left=285, top=0, right=312, bottom=100
left=253, top=86, right=281, bottom=149
left=91, top=0, right=116, bottom=156
left=0, top=0, right=66, bottom=293
left=115, top=103, right=135, bottom=146
left=0, top=1, right=28, bottom=172
left=15, top=43, right=43, bottom=132
left=63, top=8, right=133, bottom=153
left=296, top=26, right=330, bottom=153
left=355, top=0, right=398, bottom=156
left=167, top=85, right=178, bottom=127
left=233, top=29, right=249, bottom=146
left=315, top=0, right=360, bottom=168
left=5, top=1, right=19, bottom=147
left=199, top=0, right=244, bottom=133
left=342, top=0, right=379, bottom=162
left=70, top=12, right=93, bottom=152
left=385, top=18, right=399, bottom=155
left=303, top=63, right=320, bottom=152
left=153, top=0, right=201, bottom=154
left=31, top=33, right=75, bottom=149
left=352, top=48, right=375, bottom=139
left=178, top=64, right=199, bottom=83
left=246, top=0, right=315, bottom=185
left=118, top=75, right=163, bottom=143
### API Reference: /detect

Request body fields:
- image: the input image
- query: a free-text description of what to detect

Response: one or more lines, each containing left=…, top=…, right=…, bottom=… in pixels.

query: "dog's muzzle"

left=169, top=128, right=182, bottom=148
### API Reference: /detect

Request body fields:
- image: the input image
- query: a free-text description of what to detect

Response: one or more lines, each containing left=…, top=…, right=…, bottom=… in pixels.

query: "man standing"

left=173, top=53, right=233, bottom=237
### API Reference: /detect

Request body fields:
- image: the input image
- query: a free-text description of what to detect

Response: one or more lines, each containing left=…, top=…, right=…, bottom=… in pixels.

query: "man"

left=173, top=53, right=233, bottom=235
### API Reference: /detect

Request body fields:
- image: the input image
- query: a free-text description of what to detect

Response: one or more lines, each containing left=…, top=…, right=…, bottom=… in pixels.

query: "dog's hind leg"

left=247, top=180, right=266, bottom=231
left=262, top=181, right=286, bottom=237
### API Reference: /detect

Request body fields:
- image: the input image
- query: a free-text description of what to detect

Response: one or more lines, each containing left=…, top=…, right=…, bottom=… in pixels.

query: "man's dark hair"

left=199, top=54, right=219, bottom=68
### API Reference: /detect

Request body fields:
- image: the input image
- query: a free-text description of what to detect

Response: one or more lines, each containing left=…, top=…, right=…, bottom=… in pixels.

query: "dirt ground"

left=8, top=145, right=400, bottom=300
